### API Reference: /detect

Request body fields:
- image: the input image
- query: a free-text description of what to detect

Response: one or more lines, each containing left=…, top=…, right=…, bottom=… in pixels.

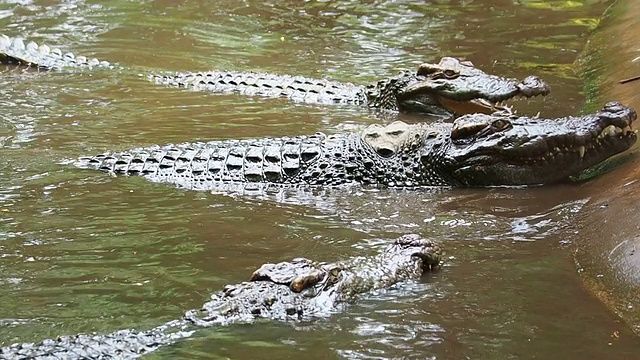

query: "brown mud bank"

left=573, top=0, right=640, bottom=333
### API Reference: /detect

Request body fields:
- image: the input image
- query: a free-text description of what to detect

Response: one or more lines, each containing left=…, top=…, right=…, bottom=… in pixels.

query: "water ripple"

left=1, top=1, right=636, bottom=358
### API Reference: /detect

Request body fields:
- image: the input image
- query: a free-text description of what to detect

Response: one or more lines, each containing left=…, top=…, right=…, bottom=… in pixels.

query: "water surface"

left=2, top=0, right=639, bottom=358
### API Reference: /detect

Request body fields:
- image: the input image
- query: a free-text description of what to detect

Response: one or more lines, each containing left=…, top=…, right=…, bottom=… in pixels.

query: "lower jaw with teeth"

left=523, top=126, right=635, bottom=164
left=568, top=125, right=636, bottom=160
left=599, top=124, right=633, bottom=138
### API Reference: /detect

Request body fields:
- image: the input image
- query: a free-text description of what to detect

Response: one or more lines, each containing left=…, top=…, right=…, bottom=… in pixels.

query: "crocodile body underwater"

left=0, top=235, right=440, bottom=359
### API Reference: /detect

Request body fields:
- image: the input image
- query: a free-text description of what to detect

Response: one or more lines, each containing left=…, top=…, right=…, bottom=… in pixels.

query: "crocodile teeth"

left=598, top=125, right=624, bottom=139
left=611, top=125, right=621, bottom=136
left=578, top=145, right=586, bottom=159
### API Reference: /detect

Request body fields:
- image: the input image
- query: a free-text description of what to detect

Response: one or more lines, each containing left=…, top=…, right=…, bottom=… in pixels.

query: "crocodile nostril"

left=376, top=147, right=395, bottom=158
left=603, top=101, right=625, bottom=113
left=518, top=75, right=550, bottom=96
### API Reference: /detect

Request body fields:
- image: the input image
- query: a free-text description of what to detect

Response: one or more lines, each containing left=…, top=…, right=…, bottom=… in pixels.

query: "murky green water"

left=2, top=0, right=640, bottom=358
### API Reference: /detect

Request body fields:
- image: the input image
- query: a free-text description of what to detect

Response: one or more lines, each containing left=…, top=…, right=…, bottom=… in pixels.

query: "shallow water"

left=2, top=0, right=640, bottom=358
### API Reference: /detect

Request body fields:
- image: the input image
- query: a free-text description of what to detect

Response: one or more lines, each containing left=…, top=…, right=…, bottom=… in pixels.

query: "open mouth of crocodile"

left=464, top=114, right=637, bottom=169
left=400, top=74, right=551, bottom=116
left=447, top=102, right=638, bottom=187
left=526, top=122, right=638, bottom=165
left=437, top=97, right=514, bottom=115
left=398, top=92, right=522, bottom=116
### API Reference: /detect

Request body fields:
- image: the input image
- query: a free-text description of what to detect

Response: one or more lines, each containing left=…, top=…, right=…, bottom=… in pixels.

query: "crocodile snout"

left=517, top=75, right=551, bottom=97
left=603, top=101, right=637, bottom=119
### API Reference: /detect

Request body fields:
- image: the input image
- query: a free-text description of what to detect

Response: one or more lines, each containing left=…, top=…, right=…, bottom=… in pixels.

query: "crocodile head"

left=369, top=57, right=550, bottom=117
left=185, top=235, right=441, bottom=325
left=426, top=102, right=637, bottom=186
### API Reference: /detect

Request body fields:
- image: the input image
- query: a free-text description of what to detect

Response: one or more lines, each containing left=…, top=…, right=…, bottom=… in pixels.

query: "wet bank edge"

left=574, top=0, right=640, bottom=334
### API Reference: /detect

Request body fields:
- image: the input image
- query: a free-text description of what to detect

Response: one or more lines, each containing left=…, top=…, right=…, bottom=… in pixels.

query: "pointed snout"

left=517, top=75, right=551, bottom=97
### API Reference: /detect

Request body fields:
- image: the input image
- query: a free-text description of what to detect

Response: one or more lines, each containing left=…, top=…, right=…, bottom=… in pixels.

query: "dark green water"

left=1, top=0, right=639, bottom=358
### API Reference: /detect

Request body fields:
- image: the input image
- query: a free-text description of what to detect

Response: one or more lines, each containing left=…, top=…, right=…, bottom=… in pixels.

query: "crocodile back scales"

left=76, top=132, right=441, bottom=190
left=150, top=71, right=369, bottom=105
left=0, top=35, right=111, bottom=70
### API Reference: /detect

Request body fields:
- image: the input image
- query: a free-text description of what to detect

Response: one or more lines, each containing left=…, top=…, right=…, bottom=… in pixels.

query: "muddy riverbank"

left=572, top=0, right=640, bottom=334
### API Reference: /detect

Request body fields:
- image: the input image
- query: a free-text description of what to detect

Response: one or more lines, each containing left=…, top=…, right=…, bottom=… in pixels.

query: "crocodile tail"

left=0, top=322, right=194, bottom=359
left=148, top=71, right=368, bottom=105
left=73, top=137, right=312, bottom=190
left=0, top=34, right=112, bottom=70
left=74, top=146, right=178, bottom=179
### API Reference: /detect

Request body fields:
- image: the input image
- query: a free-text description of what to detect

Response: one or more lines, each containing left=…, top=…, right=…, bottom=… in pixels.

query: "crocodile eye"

left=329, top=268, right=341, bottom=283
left=365, top=132, right=380, bottom=139
left=443, top=69, right=459, bottom=79
left=491, top=119, right=511, bottom=131
left=386, top=129, right=404, bottom=137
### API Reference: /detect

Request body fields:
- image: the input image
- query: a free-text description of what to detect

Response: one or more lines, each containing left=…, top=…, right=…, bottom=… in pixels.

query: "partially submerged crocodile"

left=0, top=235, right=441, bottom=359
left=0, top=35, right=550, bottom=117
left=74, top=102, right=637, bottom=189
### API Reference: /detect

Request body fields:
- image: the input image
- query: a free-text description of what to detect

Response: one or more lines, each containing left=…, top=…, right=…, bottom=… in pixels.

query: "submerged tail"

left=0, top=34, right=367, bottom=107
left=0, top=34, right=112, bottom=70
left=0, top=321, right=193, bottom=359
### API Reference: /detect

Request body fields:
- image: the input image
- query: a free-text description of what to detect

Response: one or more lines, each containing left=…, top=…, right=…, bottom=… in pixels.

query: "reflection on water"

left=2, top=0, right=640, bottom=358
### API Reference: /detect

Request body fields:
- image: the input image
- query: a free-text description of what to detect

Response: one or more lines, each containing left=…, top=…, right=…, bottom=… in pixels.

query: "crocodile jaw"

left=401, top=74, right=550, bottom=116
left=446, top=102, right=638, bottom=186
left=437, top=97, right=511, bottom=115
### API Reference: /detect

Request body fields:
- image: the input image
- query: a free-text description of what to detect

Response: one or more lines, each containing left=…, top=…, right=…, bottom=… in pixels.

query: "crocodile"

left=73, top=102, right=637, bottom=189
left=0, top=35, right=550, bottom=117
left=0, top=235, right=441, bottom=360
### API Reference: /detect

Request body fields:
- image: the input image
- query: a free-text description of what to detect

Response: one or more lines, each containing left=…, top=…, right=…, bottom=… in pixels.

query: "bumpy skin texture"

left=0, top=34, right=550, bottom=116
left=75, top=102, right=637, bottom=188
left=147, top=60, right=550, bottom=116
left=0, top=35, right=111, bottom=70
left=0, top=327, right=193, bottom=360
left=0, top=235, right=440, bottom=360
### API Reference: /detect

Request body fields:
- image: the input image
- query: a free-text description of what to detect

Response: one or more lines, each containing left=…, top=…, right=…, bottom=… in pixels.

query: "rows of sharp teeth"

left=491, top=94, right=546, bottom=114
left=598, top=124, right=633, bottom=139
left=535, top=124, right=635, bottom=162
left=574, top=124, right=635, bottom=159
left=492, top=101, right=515, bottom=114
left=543, top=145, right=585, bottom=161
